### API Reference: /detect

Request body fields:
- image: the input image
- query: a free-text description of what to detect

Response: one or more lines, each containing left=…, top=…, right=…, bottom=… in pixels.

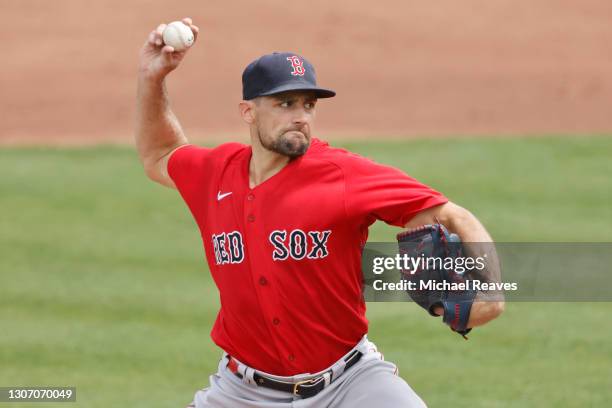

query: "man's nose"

left=292, top=107, right=310, bottom=124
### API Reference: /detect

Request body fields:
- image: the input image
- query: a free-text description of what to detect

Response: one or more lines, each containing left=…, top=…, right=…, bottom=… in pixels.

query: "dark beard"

left=258, top=129, right=310, bottom=158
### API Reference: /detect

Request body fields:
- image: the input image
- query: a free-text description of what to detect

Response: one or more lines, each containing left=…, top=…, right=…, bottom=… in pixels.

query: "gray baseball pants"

left=187, top=336, right=427, bottom=408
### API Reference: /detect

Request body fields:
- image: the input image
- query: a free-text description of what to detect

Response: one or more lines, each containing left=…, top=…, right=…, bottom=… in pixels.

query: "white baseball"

left=162, top=21, right=195, bottom=51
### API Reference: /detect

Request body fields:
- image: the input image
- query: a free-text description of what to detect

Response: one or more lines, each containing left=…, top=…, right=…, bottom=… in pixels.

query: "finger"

left=182, top=17, right=193, bottom=26
left=191, top=24, right=200, bottom=41
left=161, top=51, right=175, bottom=63
left=154, top=23, right=167, bottom=45
left=155, top=23, right=167, bottom=36
left=148, top=31, right=156, bottom=45
left=161, top=45, right=175, bottom=55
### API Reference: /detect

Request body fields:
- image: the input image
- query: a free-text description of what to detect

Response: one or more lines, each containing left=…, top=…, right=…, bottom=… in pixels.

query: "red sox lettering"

left=269, top=230, right=332, bottom=260
left=212, top=231, right=245, bottom=265
left=212, top=229, right=332, bottom=265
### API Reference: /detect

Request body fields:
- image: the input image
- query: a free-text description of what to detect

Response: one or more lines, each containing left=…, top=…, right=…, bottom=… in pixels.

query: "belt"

left=226, top=349, right=363, bottom=399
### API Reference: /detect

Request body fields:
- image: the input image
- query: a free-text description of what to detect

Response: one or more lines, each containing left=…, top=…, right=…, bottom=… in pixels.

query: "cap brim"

left=257, top=83, right=336, bottom=99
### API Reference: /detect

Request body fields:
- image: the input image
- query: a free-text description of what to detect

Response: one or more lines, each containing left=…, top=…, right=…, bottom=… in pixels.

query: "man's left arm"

left=404, top=201, right=505, bottom=329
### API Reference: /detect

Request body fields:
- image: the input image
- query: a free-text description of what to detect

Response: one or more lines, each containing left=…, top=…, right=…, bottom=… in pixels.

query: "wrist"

left=138, top=67, right=167, bottom=83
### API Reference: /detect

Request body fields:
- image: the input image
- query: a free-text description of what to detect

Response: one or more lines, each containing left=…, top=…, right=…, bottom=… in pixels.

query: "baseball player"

left=135, top=18, right=504, bottom=408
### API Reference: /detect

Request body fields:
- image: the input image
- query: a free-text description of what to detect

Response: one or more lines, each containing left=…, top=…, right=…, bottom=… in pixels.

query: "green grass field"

left=1, top=136, right=611, bottom=407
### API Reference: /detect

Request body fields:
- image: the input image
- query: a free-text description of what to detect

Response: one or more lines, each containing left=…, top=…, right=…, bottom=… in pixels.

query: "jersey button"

left=259, top=276, right=268, bottom=285
left=247, top=214, right=255, bottom=222
left=288, top=354, right=295, bottom=361
left=247, top=193, right=255, bottom=201
left=272, top=318, right=280, bottom=325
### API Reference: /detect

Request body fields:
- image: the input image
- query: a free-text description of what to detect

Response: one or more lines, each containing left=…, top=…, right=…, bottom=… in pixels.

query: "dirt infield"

left=2, top=0, right=612, bottom=144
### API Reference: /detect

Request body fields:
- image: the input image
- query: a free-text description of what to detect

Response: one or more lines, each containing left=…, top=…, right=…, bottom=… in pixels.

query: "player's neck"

left=248, top=143, right=291, bottom=189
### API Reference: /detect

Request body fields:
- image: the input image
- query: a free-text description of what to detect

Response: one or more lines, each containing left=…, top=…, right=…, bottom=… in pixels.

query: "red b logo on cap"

left=286, top=56, right=305, bottom=76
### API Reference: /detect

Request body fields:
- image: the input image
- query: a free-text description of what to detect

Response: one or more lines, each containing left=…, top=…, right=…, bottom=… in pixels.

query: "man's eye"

left=280, top=101, right=291, bottom=108
left=305, top=103, right=315, bottom=109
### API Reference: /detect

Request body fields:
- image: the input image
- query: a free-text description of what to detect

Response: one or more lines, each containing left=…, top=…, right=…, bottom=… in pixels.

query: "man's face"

left=251, top=91, right=317, bottom=158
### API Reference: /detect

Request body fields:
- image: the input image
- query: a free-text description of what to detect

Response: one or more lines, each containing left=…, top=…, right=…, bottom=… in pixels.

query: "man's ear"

left=239, top=100, right=256, bottom=124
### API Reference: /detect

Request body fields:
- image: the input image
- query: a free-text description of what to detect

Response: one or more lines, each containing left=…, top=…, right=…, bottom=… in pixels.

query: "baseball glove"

left=397, top=223, right=476, bottom=338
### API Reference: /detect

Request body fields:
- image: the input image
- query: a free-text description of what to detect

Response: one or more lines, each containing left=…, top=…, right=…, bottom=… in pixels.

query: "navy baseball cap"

left=242, top=52, right=336, bottom=100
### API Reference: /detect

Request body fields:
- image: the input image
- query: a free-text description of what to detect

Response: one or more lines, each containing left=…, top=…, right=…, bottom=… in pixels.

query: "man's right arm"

left=134, top=18, right=199, bottom=189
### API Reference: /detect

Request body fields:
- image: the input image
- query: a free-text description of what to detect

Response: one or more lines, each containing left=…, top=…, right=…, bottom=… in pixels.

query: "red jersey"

left=168, top=138, right=447, bottom=375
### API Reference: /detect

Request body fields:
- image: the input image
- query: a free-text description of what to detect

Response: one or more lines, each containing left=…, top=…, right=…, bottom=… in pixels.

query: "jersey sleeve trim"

left=165, top=144, right=192, bottom=180
left=165, top=143, right=193, bottom=180
left=396, top=195, right=449, bottom=227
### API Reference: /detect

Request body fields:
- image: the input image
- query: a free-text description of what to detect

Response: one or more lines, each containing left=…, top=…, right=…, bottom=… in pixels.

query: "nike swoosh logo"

left=217, top=191, right=233, bottom=201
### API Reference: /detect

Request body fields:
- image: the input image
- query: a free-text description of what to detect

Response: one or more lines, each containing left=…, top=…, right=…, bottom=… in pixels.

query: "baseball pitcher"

left=135, top=18, right=504, bottom=408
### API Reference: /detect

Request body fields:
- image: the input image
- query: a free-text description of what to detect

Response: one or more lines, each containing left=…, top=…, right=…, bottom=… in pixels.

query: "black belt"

left=227, top=349, right=363, bottom=399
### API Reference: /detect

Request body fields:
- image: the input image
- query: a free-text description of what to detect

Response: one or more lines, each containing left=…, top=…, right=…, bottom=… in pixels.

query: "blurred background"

left=1, top=1, right=611, bottom=407
left=2, top=0, right=612, bottom=144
